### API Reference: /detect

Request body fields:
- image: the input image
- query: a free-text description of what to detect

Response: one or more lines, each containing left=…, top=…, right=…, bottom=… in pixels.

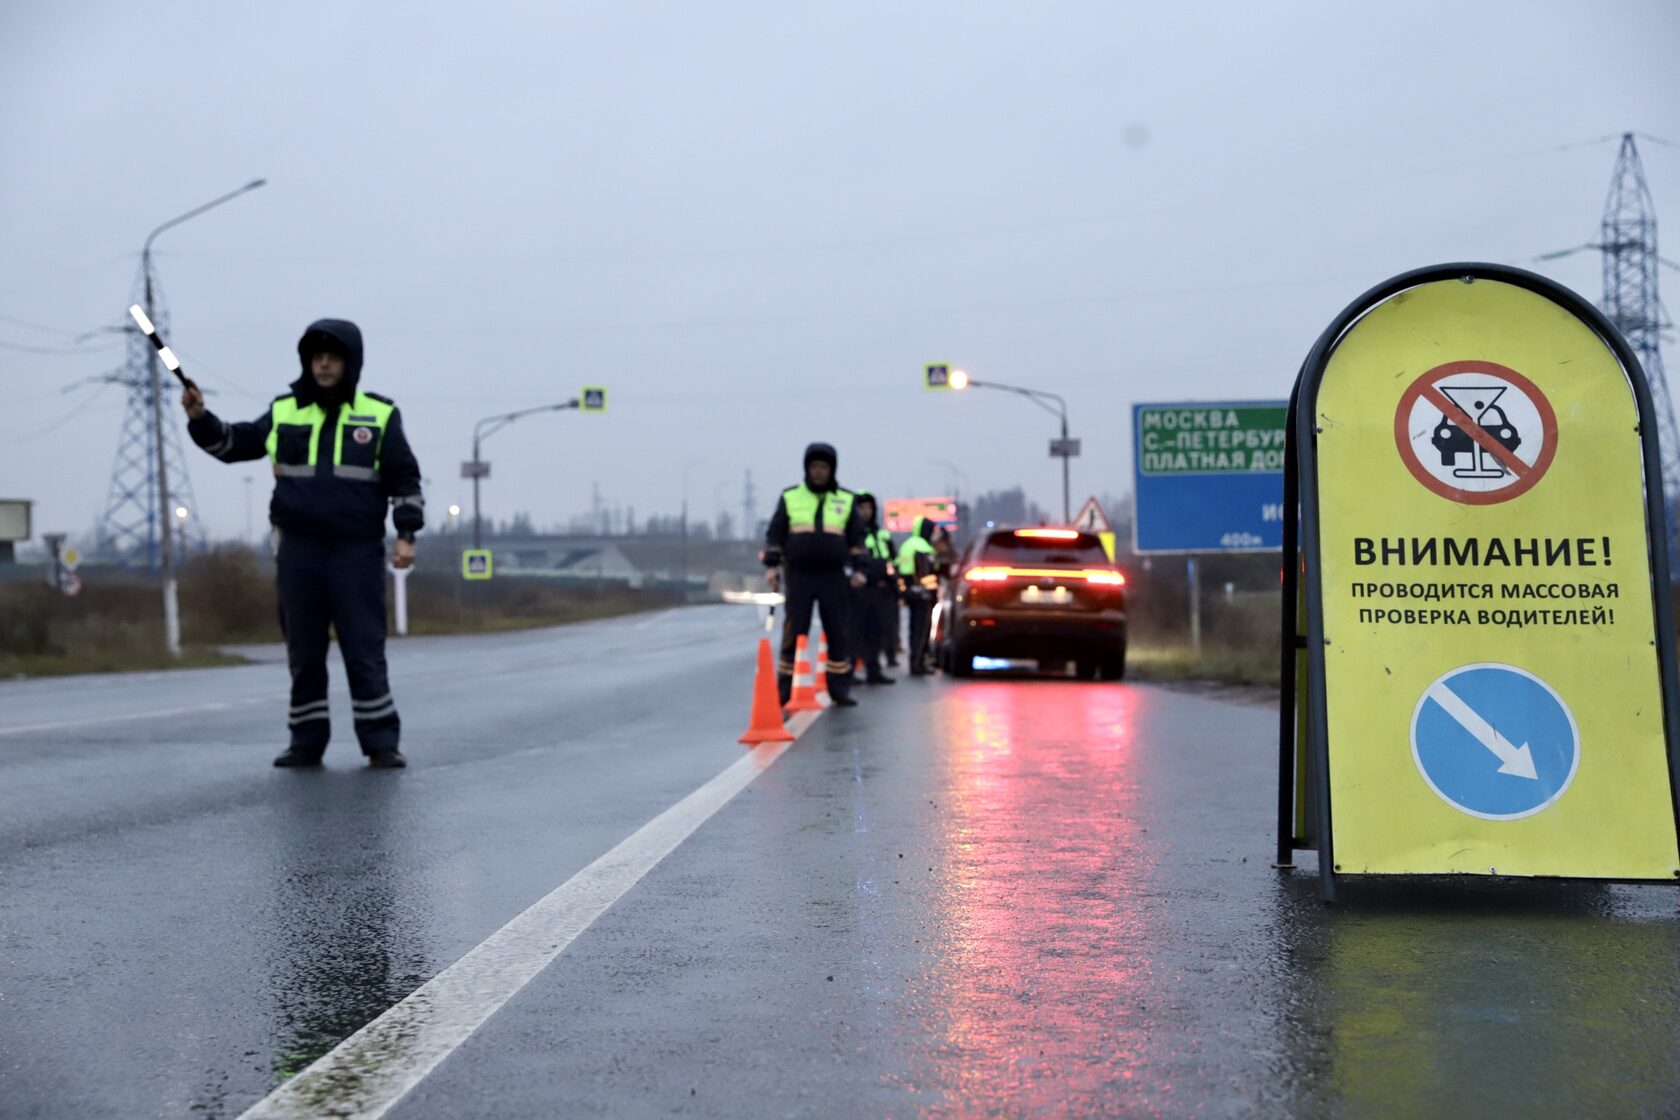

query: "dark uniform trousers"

left=278, top=533, right=400, bottom=755
left=904, top=589, right=934, bottom=671
left=853, top=583, right=894, bottom=676
left=778, top=569, right=854, bottom=704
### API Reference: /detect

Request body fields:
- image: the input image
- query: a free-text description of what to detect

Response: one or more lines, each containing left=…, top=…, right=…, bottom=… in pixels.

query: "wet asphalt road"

left=2, top=604, right=1678, bottom=1118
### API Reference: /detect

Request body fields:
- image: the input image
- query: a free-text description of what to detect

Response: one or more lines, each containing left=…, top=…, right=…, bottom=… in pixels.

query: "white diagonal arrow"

left=1427, top=681, right=1538, bottom=780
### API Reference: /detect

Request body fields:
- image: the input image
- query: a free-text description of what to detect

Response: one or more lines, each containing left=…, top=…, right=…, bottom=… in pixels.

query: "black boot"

left=272, top=747, right=324, bottom=768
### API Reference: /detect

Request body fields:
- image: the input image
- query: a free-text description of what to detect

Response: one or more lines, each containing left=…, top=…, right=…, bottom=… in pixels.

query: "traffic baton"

left=128, top=304, right=196, bottom=389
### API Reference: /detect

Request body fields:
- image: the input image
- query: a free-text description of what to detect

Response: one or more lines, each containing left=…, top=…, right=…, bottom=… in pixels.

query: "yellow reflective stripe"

left=782, top=485, right=854, bottom=531
left=333, top=391, right=392, bottom=468
left=788, top=522, right=816, bottom=533
left=268, top=392, right=392, bottom=469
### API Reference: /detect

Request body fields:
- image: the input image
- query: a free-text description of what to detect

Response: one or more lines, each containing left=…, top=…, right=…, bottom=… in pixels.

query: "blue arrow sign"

left=1409, top=663, right=1580, bottom=820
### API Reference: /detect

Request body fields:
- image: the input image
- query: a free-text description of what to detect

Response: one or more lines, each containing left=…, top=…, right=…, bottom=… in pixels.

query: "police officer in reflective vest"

left=852, top=492, right=896, bottom=685
left=763, top=443, right=865, bottom=707
left=182, top=319, right=424, bottom=768
left=896, top=516, right=940, bottom=675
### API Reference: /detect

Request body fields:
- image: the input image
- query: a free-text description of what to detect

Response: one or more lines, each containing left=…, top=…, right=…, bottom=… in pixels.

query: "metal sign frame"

left=1277, top=262, right=1680, bottom=901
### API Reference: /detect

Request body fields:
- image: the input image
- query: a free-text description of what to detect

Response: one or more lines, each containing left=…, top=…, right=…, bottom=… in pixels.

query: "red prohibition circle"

left=1392, top=360, right=1558, bottom=505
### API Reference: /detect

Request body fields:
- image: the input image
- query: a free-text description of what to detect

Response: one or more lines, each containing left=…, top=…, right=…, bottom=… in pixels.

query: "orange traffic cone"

left=786, top=634, right=824, bottom=713
left=739, top=638, right=796, bottom=745
left=813, top=633, right=830, bottom=699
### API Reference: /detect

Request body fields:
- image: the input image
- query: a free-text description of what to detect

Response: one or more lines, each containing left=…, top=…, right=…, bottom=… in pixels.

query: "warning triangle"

left=1074, top=497, right=1111, bottom=534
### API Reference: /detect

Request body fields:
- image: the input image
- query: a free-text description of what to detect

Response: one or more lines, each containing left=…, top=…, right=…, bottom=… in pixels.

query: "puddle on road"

left=876, top=680, right=1680, bottom=1118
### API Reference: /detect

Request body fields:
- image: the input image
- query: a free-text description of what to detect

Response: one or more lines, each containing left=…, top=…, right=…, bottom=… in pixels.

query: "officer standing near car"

left=182, top=319, right=423, bottom=768
left=763, top=443, right=865, bottom=707
left=896, top=515, right=940, bottom=675
left=851, top=492, right=896, bottom=685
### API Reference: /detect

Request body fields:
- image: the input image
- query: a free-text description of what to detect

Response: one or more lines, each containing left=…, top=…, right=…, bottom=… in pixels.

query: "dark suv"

left=932, top=528, right=1127, bottom=680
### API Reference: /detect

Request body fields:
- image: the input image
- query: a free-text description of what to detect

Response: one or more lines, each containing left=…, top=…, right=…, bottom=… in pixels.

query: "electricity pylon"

left=94, top=262, right=204, bottom=569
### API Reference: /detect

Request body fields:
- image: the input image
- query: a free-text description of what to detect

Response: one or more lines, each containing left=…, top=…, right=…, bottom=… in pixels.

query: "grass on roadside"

left=402, top=577, right=681, bottom=636
left=1127, top=641, right=1281, bottom=688
left=0, top=547, right=687, bottom=678
left=0, top=645, right=246, bottom=678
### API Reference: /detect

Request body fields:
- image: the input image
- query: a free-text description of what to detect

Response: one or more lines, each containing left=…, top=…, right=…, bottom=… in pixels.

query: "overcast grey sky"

left=3, top=0, right=1677, bottom=545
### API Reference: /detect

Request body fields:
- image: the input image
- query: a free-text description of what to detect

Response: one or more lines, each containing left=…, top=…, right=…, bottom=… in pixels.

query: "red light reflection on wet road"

left=913, top=679, right=1163, bottom=1118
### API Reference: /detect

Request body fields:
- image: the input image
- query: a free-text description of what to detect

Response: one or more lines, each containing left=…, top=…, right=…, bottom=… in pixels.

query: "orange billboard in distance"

left=884, top=497, right=959, bottom=534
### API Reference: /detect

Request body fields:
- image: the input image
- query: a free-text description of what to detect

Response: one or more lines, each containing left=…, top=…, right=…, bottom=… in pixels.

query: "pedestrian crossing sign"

left=462, top=549, right=493, bottom=580
left=581, top=387, right=607, bottom=412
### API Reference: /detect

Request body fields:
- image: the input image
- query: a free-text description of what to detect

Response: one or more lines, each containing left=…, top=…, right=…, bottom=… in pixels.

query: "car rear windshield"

left=981, top=530, right=1110, bottom=565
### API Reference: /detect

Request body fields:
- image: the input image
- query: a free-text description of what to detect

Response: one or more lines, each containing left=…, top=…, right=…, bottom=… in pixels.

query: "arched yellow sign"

left=1279, top=265, right=1680, bottom=899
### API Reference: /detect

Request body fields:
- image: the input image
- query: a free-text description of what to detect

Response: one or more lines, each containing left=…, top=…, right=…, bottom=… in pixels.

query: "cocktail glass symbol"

left=1432, top=385, right=1522, bottom=479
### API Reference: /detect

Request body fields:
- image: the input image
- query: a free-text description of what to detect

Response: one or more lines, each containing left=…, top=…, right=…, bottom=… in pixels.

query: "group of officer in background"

left=185, top=311, right=949, bottom=765
left=762, top=442, right=952, bottom=709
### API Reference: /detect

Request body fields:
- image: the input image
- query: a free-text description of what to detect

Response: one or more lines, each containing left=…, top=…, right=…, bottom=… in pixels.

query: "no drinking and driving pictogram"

left=1394, top=360, right=1558, bottom=504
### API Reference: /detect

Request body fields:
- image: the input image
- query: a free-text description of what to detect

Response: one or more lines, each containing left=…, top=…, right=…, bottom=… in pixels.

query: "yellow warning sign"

left=1297, top=269, right=1680, bottom=886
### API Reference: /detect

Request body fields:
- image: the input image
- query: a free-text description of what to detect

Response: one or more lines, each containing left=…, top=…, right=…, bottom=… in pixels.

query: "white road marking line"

left=237, top=708, right=822, bottom=1120
left=0, top=697, right=269, bottom=738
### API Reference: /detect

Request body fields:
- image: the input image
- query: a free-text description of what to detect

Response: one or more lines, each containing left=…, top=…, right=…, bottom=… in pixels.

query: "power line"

left=0, top=383, right=116, bottom=444
left=0, top=337, right=124, bottom=355
left=0, top=312, right=89, bottom=337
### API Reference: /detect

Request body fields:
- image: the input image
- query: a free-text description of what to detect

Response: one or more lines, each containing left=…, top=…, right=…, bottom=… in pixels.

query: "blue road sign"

left=1132, top=400, right=1287, bottom=552
left=1409, top=663, right=1580, bottom=821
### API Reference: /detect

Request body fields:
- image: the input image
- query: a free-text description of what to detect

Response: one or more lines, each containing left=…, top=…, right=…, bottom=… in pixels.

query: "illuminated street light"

left=468, top=396, right=599, bottom=549
left=934, top=367, right=1075, bottom=521
left=174, top=506, right=189, bottom=521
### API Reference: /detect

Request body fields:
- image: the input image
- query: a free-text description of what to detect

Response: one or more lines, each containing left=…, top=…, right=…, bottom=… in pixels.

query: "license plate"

left=1020, top=585, right=1073, bottom=605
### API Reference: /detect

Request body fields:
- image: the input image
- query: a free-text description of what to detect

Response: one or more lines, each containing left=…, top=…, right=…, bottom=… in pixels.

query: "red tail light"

left=964, top=566, right=1126, bottom=586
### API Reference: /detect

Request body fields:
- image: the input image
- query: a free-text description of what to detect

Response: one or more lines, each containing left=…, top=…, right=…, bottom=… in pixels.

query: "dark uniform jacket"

left=187, top=319, right=424, bottom=541
left=763, top=482, right=865, bottom=574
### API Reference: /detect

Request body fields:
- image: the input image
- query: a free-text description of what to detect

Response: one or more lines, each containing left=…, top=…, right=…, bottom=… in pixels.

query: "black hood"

left=293, top=319, right=365, bottom=405
left=803, top=441, right=839, bottom=491
left=855, top=491, right=880, bottom=528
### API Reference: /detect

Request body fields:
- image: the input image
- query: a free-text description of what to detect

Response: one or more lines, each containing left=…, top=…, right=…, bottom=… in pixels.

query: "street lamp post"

left=469, top=400, right=580, bottom=549
left=141, top=177, right=266, bottom=656
left=949, top=372, right=1074, bottom=522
